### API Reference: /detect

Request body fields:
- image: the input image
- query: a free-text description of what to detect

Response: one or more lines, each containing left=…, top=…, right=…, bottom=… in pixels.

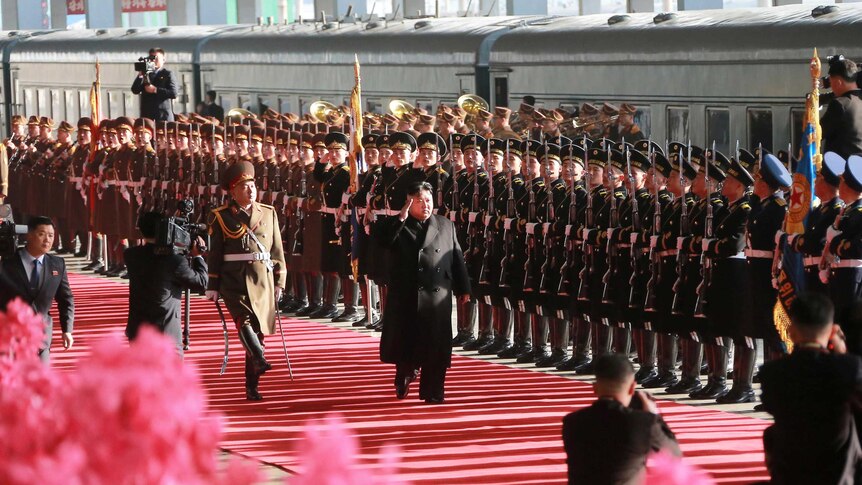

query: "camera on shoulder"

left=154, top=199, right=208, bottom=256
left=135, top=55, right=156, bottom=74
left=0, top=205, right=29, bottom=259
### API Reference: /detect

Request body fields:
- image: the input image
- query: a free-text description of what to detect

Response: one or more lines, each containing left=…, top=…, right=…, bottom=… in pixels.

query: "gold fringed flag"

left=348, top=54, right=364, bottom=282
left=88, top=61, right=102, bottom=163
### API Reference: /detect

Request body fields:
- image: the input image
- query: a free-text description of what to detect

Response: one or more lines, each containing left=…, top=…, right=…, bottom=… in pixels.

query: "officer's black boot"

left=516, top=314, right=543, bottom=363
left=482, top=307, right=513, bottom=355
left=493, top=305, right=515, bottom=357
left=84, top=233, right=104, bottom=271
left=691, top=340, right=729, bottom=399
left=334, top=278, right=361, bottom=322
left=536, top=318, right=568, bottom=367
left=634, top=329, right=658, bottom=384
left=310, top=274, right=339, bottom=318
left=500, top=311, right=529, bottom=358
left=563, top=317, right=593, bottom=372
left=285, top=273, right=308, bottom=314
left=464, top=303, right=494, bottom=351
left=238, top=325, right=271, bottom=377
left=459, top=299, right=479, bottom=348
left=643, top=333, right=679, bottom=389
left=613, top=324, right=632, bottom=357
left=665, top=339, right=703, bottom=394
left=296, top=273, right=323, bottom=317
left=529, top=315, right=552, bottom=365
left=717, top=342, right=756, bottom=404
left=245, top=356, right=262, bottom=401
left=452, top=298, right=469, bottom=346
left=579, top=320, right=612, bottom=375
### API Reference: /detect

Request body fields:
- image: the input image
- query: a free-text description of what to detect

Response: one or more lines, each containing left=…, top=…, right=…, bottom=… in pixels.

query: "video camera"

left=154, top=199, right=209, bottom=256
left=134, top=55, right=156, bottom=75
left=0, top=205, right=28, bottom=259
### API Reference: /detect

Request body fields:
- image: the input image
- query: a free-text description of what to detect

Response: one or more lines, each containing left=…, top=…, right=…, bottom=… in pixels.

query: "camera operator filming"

left=125, top=211, right=208, bottom=356
left=130, top=47, right=177, bottom=122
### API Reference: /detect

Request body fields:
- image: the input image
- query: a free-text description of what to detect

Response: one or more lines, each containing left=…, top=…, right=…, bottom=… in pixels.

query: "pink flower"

left=0, top=298, right=45, bottom=363
left=642, top=451, right=715, bottom=485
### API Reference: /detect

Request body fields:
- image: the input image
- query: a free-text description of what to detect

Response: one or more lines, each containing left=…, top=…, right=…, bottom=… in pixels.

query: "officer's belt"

left=69, top=177, right=83, bottom=183
left=803, top=256, right=821, bottom=267
left=745, top=249, right=773, bottom=259
left=833, top=259, right=862, bottom=269
left=374, top=209, right=400, bottom=217
left=727, top=251, right=747, bottom=260
left=354, top=208, right=367, bottom=215
left=117, top=181, right=143, bottom=188
left=224, top=252, right=271, bottom=262
left=657, top=249, right=677, bottom=258
left=103, top=180, right=117, bottom=186
left=319, top=207, right=339, bottom=215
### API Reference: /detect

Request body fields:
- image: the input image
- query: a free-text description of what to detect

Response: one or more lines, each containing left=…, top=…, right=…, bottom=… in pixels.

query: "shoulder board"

left=855, top=206, right=862, bottom=213
left=740, top=203, right=750, bottom=210
left=638, top=191, right=651, bottom=198
left=213, top=204, right=229, bottom=212
left=146, top=146, right=155, bottom=153
left=479, top=172, right=489, bottom=179
left=514, top=178, right=525, bottom=186
left=341, top=166, right=350, bottom=172
left=259, top=203, right=275, bottom=210
left=659, top=192, right=672, bottom=200
left=437, top=167, right=447, bottom=174
left=711, top=197, right=723, bottom=204
left=775, top=198, right=787, bottom=207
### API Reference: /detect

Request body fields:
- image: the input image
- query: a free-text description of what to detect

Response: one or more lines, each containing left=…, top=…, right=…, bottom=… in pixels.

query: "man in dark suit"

left=202, top=90, right=225, bottom=121
left=0, top=216, right=74, bottom=362
left=125, top=212, right=208, bottom=356
left=759, top=293, right=862, bottom=484
left=821, top=57, right=862, bottom=159
left=562, top=354, right=681, bottom=485
left=130, top=47, right=178, bottom=122
left=376, top=181, right=471, bottom=404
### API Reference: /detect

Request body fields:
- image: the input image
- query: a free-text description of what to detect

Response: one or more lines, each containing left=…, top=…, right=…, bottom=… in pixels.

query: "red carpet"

left=52, top=272, right=770, bottom=484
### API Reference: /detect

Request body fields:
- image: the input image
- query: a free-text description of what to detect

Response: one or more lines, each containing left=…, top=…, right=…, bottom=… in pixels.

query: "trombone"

left=570, top=115, right=619, bottom=134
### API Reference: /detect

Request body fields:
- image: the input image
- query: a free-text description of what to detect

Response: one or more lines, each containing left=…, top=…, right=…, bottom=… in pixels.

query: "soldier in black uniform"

left=786, top=152, right=845, bottom=295
left=445, top=134, right=474, bottom=345
left=351, top=133, right=382, bottom=327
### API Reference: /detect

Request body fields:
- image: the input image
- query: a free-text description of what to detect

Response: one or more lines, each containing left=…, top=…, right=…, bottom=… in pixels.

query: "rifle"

left=577, top=138, right=593, bottom=301
left=601, top=149, right=619, bottom=304
left=449, top=134, right=460, bottom=223
left=499, top=142, right=515, bottom=287
left=693, top=141, right=716, bottom=318
left=467, top=151, right=482, bottom=262
left=539, top=143, right=556, bottom=293
left=478, top=144, right=496, bottom=285
left=292, top=160, right=307, bottom=255
left=626, top=146, right=643, bottom=308
left=523, top=153, right=539, bottom=292
left=556, top=149, right=578, bottom=295
left=671, top=142, right=692, bottom=315
left=643, top=142, right=662, bottom=312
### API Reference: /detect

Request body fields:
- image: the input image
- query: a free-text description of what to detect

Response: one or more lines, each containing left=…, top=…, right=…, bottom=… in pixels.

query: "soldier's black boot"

left=452, top=298, right=469, bottom=346
left=537, top=318, right=569, bottom=367
left=84, top=234, right=104, bottom=271
left=464, top=303, right=493, bottom=351
left=578, top=319, right=612, bottom=375
left=643, top=333, right=679, bottom=389
left=310, top=274, right=339, bottom=319
left=563, top=318, right=593, bottom=372
left=284, top=274, right=308, bottom=314
left=245, top=356, right=263, bottom=401
left=717, top=342, right=756, bottom=404
left=691, top=341, right=729, bottom=399
left=459, top=300, right=479, bottom=348
left=499, top=310, right=528, bottom=358
left=529, top=316, right=552, bottom=364
left=665, top=339, right=703, bottom=394
left=334, top=278, right=361, bottom=322
left=516, top=314, right=543, bottom=363
left=634, top=329, right=658, bottom=384
left=613, top=324, right=632, bottom=357
left=238, top=324, right=271, bottom=377
left=296, top=273, right=323, bottom=317
left=481, top=308, right=512, bottom=355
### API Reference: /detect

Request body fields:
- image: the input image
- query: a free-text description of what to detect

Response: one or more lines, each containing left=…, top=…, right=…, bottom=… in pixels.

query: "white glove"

left=75, top=181, right=82, bottom=191
left=676, top=236, right=685, bottom=251
left=819, top=268, right=830, bottom=285
left=120, top=186, right=131, bottom=202
left=826, top=225, right=842, bottom=245
left=582, top=228, right=594, bottom=242
left=629, top=232, right=639, bottom=245
left=205, top=290, right=219, bottom=302
left=606, top=227, right=616, bottom=243
left=701, top=238, right=714, bottom=252
left=649, top=235, right=659, bottom=249
left=774, top=230, right=785, bottom=246
left=136, top=194, right=143, bottom=206
left=786, top=234, right=798, bottom=247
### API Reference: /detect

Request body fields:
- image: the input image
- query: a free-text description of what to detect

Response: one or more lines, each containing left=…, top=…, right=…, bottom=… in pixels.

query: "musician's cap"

left=493, top=107, right=512, bottom=119
left=417, top=132, right=448, bottom=158
left=601, top=103, right=619, bottom=116
left=634, top=139, right=664, bottom=157
left=27, top=115, right=39, bottom=126
left=561, top=143, right=585, bottom=167
left=389, top=132, right=417, bottom=152
left=417, top=114, right=436, bottom=126
left=475, top=109, right=493, bottom=122
left=761, top=153, right=792, bottom=189
left=436, top=104, right=453, bottom=116
left=11, top=115, right=25, bottom=126
left=57, top=121, right=75, bottom=133
left=174, top=113, right=188, bottom=123
left=726, top=157, right=755, bottom=187
left=399, top=112, right=417, bottom=124
left=460, top=133, right=485, bottom=152
left=517, top=103, right=535, bottom=115
left=412, top=107, right=429, bottom=117
left=620, top=103, right=638, bottom=115
left=324, top=131, right=349, bottom=150
left=437, top=111, right=457, bottom=124
left=222, top=160, right=256, bottom=191
left=452, top=106, right=467, bottom=119
left=39, top=116, right=54, bottom=128
left=580, top=103, right=599, bottom=117
left=822, top=152, right=846, bottom=187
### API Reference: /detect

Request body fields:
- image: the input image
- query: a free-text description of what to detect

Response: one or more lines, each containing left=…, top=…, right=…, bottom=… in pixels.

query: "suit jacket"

left=376, top=214, right=470, bottom=368
left=562, top=398, right=680, bottom=485
left=759, top=348, right=862, bottom=485
left=0, top=251, right=74, bottom=351
left=822, top=89, right=862, bottom=160
left=124, top=244, right=208, bottom=340
left=131, top=68, right=178, bottom=122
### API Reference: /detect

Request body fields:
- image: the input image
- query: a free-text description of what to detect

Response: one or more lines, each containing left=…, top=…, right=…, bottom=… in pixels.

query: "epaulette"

left=259, top=203, right=275, bottom=210
left=341, top=165, right=350, bottom=172
left=855, top=206, right=862, bottom=213
left=711, top=197, right=723, bottom=205
left=775, top=198, right=787, bottom=207
left=659, top=192, right=672, bottom=200
left=437, top=167, right=447, bottom=174
left=212, top=204, right=229, bottom=213
left=740, top=202, right=751, bottom=210
left=638, top=191, right=651, bottom=198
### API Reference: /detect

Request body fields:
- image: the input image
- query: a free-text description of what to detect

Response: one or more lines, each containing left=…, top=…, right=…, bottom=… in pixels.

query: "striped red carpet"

left=52, top=272, right=770, bottom=484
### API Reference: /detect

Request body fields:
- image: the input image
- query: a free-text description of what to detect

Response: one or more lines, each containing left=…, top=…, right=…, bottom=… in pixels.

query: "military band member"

left=46, top=121, right=77, bottom=252
left=491, top=107, right=521, bottom=141
left=616, top=104, right=646, bottom=143
left=293, top=133, right=326, bottom=318
left=206, top=161, right=287, bottom=401
left=472, top=109, right=494, bottom=139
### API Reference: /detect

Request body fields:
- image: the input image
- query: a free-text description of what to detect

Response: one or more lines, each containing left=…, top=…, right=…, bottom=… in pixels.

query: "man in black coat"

left=125, top=212, right=208, bottom=355
left=821, top=57, right=862, bottom=160
left=130, top=47, right=178, bottom=122
left=759, top=293, right=862, bottom=484
left=376, top=181, right=471, bottom=404
left=562, top=354, right=681, bottom=485
left=0, top=216, right=74, bottom=362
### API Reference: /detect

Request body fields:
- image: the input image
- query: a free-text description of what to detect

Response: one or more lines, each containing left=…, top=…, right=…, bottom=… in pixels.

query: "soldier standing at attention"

left=206, top=161, right=287, bottom=401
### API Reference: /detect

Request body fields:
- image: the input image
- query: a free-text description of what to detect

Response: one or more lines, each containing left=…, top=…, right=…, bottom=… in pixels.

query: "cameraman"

left=759, top=292, right=862, bottom=484
left=125, top=211, right=207, bottom=356
left=820, top=56, right=862, bottom=159
left=130, top=47, right=177, bottom=122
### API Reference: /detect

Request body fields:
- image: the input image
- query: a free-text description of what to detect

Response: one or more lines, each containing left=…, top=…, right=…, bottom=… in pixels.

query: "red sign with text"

left=67, top=0, right=85, bottom=15
left=122, top=0, right=168, bottom=13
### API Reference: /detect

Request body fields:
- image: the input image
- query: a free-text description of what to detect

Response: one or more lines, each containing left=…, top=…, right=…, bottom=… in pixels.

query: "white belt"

left=833, top=259, right=862, bottom=269
left=103, top=180, right=117, bottom=186
left=319, top=207, right=339, bottom=215
left=803, top=256, right=821, bottom=267
left=224, top=252, right=271, bottom=262
left=355, top=208, right=367, bottom=215
left=69, top=177, right=82, bottom=183
left=374, top=209, right=399, bottom=217
left=745, top=249, right=774, bottom=259
left=617, top=243, right=631, bottom=249
left=728, top=251, right=747, bottom=260
left=658, top=249, right=678, bottom=258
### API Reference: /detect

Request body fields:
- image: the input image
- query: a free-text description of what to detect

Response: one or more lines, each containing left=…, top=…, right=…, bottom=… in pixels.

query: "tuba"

left=457, top=94, right=489, bottom=130
left=388, top=99, right=415, bottom=122
left=225, top=108, right=257, bottom=126
left=309, top=100, right=346, bottom=124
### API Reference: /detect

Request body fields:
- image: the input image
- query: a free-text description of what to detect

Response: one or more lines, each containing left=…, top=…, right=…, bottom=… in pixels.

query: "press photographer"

left=125, top=211, right=208, bottom=356
left=130, top=47, right=177, bottom=122
left=819, top=54, right=862, bottom=159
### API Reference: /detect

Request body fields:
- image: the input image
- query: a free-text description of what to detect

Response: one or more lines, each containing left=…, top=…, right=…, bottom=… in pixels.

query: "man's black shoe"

left=333, top=308, right=361, bottom=323
left=690, top=381, right=727, bottom=400
left=246, top=388, right=263, bottom=401
left=424, top=397, right=445, bottom=404
left=634, top=366, right=658, bottom=384
left=451, top=332, right=468, bottom=347
left=395, top=371, right=417, bottom=399
left=83, top=260, right=101, bottom=270
left=296, top=303, right=321, bottom=317
left=716, top=387, right=756, bottom=404
left=641, top=370, right=678, bottom=389
left=575, top=360, right=596, bottom=375
left=463, top=334, right=492, bottom=351
left=665, top=377, right=702, bottom=395
left=498, top=341, right=528, bottom=359
left=310, top=305, right=339, bottom=319
left=478, top=337, right=509, bottom=355
left=535, top=349, right=568, bottom=368
left=74, top=251, right=88, bottom=258
left=556, top=356, right=590, bottom=372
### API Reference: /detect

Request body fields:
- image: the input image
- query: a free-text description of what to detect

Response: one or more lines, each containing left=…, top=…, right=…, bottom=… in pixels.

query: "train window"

left=706, top=107, right=730, bottom=154
left=279, top=98, right=292, bottom=114
left=124, top=92, right=136, bottom=118
left=494, top=77, right=509, bottom=108
left=415, top=100, right=433, bottom=113
left=23, top=89, right=34, bottom=116
left=219, top=95, right=234, bottom=113
left=65, top=91, right=78, bottom=124
left=633, top=106, right=651, bottom=140
left=37, top=89, right=49, bottom=117
left=298, top=98, right=309, bottom=116
left=666, top=106, right=689, bottom=143
left=790, top=108, right=805, bottom=155
left=748, top=108, right=773, bottom=151
left=258, top=95, right=276, bottom=116
left=51, top=90, right=63, bottom=124
left=78, top=90, right=89, bottom=120
left=238, top=94, right=252, bottom=112
left=366, top=99, right=383, bottom=114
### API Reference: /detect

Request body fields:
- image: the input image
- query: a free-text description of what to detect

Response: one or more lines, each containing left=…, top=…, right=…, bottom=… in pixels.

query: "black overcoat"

left=377, top=214, right=471, bottom=368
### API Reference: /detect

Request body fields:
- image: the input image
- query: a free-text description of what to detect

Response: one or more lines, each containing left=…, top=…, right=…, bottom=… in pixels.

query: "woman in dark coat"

left=376, top=182, right=471, bottom=404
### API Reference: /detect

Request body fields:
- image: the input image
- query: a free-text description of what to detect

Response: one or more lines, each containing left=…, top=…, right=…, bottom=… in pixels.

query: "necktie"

left=30, top=259, right=40, bottom=291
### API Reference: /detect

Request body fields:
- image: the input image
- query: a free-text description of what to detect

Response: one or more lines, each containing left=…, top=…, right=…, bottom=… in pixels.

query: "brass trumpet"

left=570, top=115, right=619, bottom=134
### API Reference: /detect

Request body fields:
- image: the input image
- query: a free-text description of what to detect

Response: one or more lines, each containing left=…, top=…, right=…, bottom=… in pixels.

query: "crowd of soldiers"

left=6, top=97, right=861, bottom=407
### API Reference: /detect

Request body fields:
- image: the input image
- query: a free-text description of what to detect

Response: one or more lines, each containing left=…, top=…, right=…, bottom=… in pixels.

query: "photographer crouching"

left=130, top=47, right=177, bottom=122
left=125, top=211, right=208, bottom=356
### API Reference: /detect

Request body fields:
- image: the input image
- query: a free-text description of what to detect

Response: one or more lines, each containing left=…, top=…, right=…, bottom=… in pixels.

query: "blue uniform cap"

left=761, top=153, right=792, bottom=189
left=845, top=155, right=862, bottom=192
left=822, top=151, right=846, bottom=187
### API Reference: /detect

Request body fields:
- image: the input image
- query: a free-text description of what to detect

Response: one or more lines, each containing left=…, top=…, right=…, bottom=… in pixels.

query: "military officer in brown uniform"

left=206, top=160, right=287, bottom=401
